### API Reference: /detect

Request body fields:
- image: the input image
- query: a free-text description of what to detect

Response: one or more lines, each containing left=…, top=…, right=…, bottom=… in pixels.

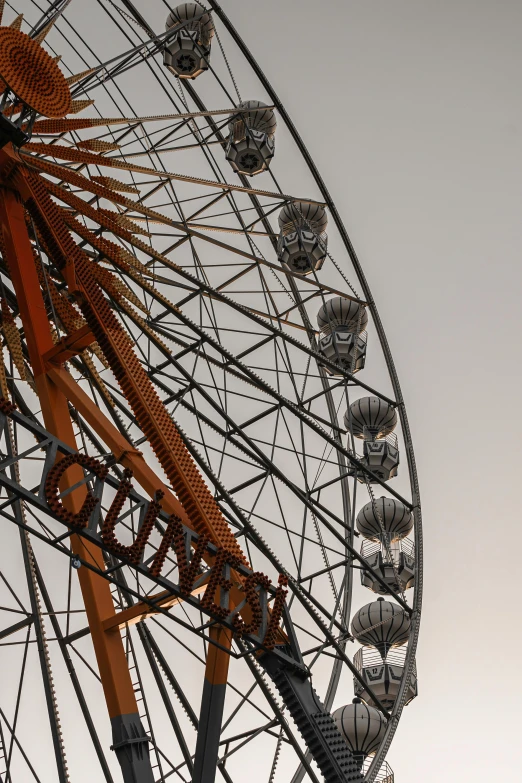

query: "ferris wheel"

left=0, top=2, right=423, bottom=782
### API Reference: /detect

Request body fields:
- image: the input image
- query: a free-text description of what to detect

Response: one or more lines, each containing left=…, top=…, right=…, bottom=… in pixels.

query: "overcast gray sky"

left=222, top=1, right=522, bottom=780
left=6, top=1, right=522, bottom=780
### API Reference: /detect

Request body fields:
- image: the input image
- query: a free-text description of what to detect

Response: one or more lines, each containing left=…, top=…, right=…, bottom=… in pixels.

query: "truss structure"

left=0, top=2, right=422, bottom=783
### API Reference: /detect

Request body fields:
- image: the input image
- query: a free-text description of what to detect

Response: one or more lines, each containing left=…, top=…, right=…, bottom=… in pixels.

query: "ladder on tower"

left=109, top=578, right=168, bottom=781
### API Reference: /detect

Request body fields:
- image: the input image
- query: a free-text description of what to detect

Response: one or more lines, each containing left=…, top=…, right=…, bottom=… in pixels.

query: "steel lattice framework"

left=0, top=2, right=422, bottom=783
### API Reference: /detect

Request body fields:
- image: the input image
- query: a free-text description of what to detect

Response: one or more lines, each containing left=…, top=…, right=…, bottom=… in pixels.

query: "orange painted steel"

left=24, top=141, right=122, bottom=166
left=206, top=628, right=233, bottom=686
left=34, top=165, right=284, bottom=637
left=0, top=20, right=297, bottom=774
left=20, top=141, right=279, bottom=610
left=1, top=146, right=244, bottom=728
left=19, top=145, right=251, bottom=553
left=48, top=365, right=193, bottom=526
left=90, top=175, right=140, bottom=194
left=0, top=144, right=244, bottom=734
left=43, top=324, right=96, bottom=366
left=18, top=163, right=247, bottom=563
left=47, top=366, right=279, bottom=647
left=48, top=365, right=267, bottom=624
left=0, top=28, right=71, bottom=117
left=0, top=158, right=138, bottom=720
left=21, top=142, right=310, bottom=204
left=102, top=584, right=210, bottom=632
left=0, top=123, right=282, bottom=757
left=76, top=139, right=120, bottom=152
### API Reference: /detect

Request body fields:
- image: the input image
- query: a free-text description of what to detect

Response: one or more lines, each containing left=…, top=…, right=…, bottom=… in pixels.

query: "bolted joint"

left=110, top=713, right=154, bottom=783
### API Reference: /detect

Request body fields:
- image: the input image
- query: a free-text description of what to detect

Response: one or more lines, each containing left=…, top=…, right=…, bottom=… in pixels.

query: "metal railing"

left=280, top=219, right=328, bottom=240
left=354, top=645, right=411, bottom=672
left=361, top=537, right=415, bottom=561
left=359, top=428, right=398, bottom=448
left=362, top=758, right=394, bottom=783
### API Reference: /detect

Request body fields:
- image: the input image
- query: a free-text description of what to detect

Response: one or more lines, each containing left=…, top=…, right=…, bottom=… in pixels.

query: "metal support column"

left=192, top=626, right=232, bottom=783
left=0, top=169, right=154, bottom=783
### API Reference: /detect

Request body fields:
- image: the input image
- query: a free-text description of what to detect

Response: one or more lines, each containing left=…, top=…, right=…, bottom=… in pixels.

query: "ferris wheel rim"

left=201, top=3, right=424, bottom=779
left=0, top=2, right=423, bottom=782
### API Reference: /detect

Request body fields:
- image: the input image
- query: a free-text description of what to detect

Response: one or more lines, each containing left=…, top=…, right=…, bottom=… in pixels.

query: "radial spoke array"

left=0, top=2, right=422, bottom=783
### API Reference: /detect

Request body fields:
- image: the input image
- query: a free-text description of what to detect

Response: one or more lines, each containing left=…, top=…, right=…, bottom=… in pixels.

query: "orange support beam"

left=0, top=143, right=280, bottom=783
left=47, top=365, right=260, bottom=625
left=48, top=365, right=192, bottom=523
left=43, top=323, right=96, bottom=366
left=19, top=159, right=247, bottom=563
left=0, top=155, right=154, bottom=782
left=101, top=583, right=209, bottom=632
left=0, top=177, right=135, bottom=717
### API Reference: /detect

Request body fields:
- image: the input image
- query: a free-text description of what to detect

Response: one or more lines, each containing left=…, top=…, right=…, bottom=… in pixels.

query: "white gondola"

left=317, top=296, right=368, bottom=373
left=225, top=100, right=276, bottom=175
left=356, top=497, right=413, bottom=541
left=164, top=3, right=215, bottom=79
left=353, top=646, right=418, bottom=710
left=333, top=699, right=386, bottom=765
left=357, top=496, right=415, bottom=593
left=277, top=201, right=328, bottom=275
left=360, top=537, right=415, bottom=594
left=345, top=397, right=400, bottom=481
left=351, top=598, right=410, bottom=656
